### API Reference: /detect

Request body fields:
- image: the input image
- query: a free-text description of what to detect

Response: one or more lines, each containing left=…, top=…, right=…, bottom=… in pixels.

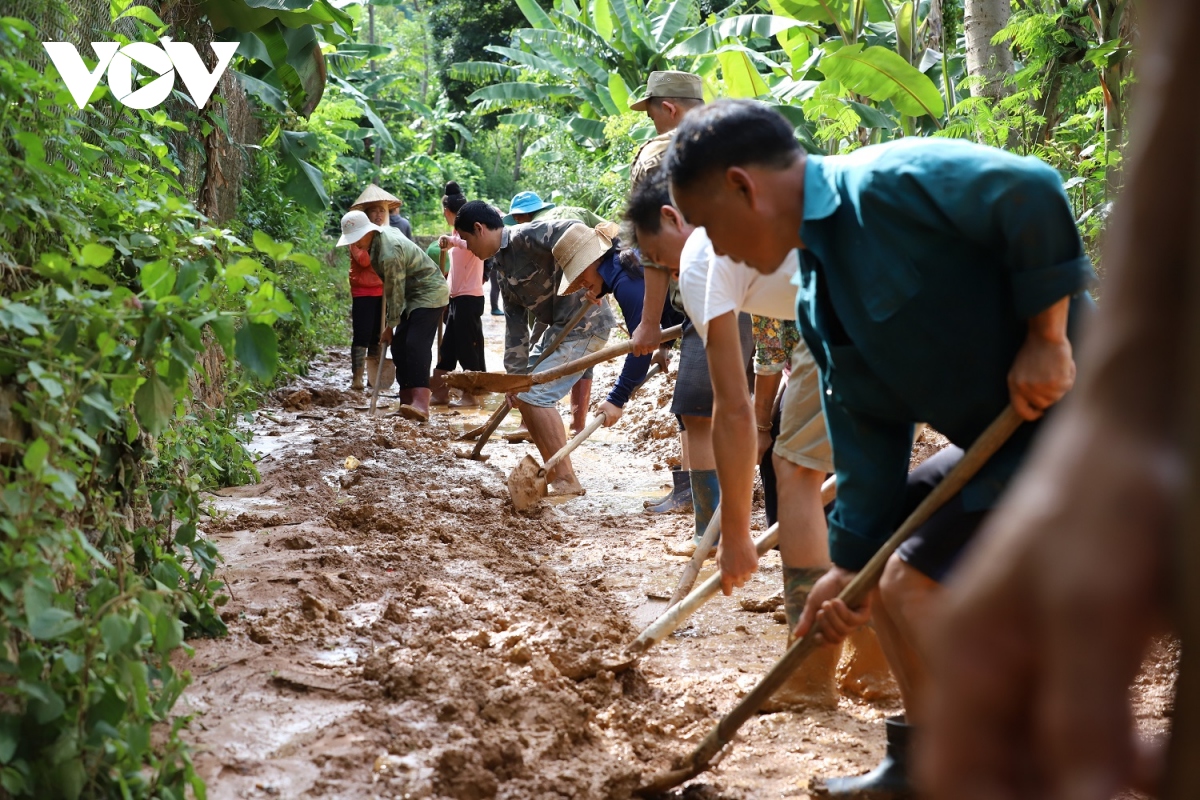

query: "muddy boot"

left=430, top=369, right=451, bottom=406
left=762, top=566, right=840, bottom=712
left=351, top=346, right=367, bottom=391
left=645, top=469, right=692, bottom=514
left=399, top=387, right=431, bottom=422
left=690, top=469, right=719, bottom=547
left=569, top=377, right=592, bottom=435
left=838, top=625, right=900, bottom=703
left=810, top=716, right=914, bottom=799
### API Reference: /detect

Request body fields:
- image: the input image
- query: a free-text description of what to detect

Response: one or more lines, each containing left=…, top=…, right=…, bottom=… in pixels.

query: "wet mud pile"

left=179, top=337, right=1176, bottom=800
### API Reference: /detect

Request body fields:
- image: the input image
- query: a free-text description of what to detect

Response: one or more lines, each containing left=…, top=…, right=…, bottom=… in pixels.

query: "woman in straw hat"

left=351, top=183, right=412, bottom=240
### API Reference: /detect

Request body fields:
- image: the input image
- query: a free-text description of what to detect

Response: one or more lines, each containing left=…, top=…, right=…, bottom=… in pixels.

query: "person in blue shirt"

left=554, top=223, right=683, bottom=426
left=664, top=99, right=1095, bottom=798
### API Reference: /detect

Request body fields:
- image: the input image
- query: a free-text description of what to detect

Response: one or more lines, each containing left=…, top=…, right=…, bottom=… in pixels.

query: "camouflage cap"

left=629, top=70, right=703, bottom=112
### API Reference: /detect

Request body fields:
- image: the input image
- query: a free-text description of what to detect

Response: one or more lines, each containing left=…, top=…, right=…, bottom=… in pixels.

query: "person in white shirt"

left=628, top=168, right=892, bottom=709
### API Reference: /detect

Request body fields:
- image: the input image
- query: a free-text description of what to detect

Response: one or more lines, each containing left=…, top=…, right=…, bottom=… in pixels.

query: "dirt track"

left=179, top=315, right=1175, bottom=799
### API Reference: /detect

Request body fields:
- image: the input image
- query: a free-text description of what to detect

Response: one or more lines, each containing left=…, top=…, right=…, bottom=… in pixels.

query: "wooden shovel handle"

left=469, top=399, right=511, bottom=458
left=636, top=406, right=1024, bottom=796
left=527, top=324, right=683, bottom=387
left=541, top=363, right=666, bottom=474
left=369, top=295, right=388, bottom=416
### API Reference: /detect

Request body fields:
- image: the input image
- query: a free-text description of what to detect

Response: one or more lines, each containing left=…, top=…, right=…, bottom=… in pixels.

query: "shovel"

left=634, top=406, right=1024, bottom=796
left=447, top=324, right=684, bottom=395
left=507, top=363, right=664, bottom=510
left=604, top=477, right=837, bottom=673
left=455, top=305, right=590, bottom=461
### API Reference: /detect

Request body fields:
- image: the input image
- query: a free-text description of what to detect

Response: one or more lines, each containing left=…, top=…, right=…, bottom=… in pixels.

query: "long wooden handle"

left=528, top=324, right=683, bottom=387
left=469, top=399, right=511, bottom=458
left=637, top=407, right=1024, bottom=796
left=666, top=505, right=722, bottom=608
left=542, top=363, right=666, bottom=474
left=627, top=477, right=835, bottom=660
left=460, top=304, right=590, bottom=445
left=369, top=295, right=389, bottom=417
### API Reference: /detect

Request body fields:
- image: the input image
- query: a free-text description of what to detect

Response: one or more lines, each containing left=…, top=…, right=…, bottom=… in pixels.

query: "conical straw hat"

left=351, top=184, right=401, bottom=211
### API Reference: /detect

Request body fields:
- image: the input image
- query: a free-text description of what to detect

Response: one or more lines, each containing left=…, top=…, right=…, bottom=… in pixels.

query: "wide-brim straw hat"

left=554, top=223, right=615, bottom=296
left=336, top=209, right=385, bottom=247
left=350, top=184, right=401, bottom=212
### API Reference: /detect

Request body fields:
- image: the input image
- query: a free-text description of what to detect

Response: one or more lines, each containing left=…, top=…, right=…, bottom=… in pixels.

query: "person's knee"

left=681, top=415, right=711, bottom=434
left=879, top=554, right=916, bottom=613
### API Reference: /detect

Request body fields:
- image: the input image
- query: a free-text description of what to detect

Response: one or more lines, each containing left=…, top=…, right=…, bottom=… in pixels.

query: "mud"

left=179, top=317, right=1176, bottom=799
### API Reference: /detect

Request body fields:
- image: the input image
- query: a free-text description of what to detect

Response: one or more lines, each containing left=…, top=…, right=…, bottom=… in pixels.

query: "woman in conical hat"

left=352, top=184, right=412, bottom=240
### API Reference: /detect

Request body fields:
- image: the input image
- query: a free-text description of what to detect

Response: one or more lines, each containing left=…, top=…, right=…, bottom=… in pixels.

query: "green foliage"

left=0, top=13, right=331, bottom=796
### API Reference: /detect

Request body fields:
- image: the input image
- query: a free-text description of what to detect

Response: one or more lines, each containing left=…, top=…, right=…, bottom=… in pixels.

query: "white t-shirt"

left=678, top=228, right=799, bottom=344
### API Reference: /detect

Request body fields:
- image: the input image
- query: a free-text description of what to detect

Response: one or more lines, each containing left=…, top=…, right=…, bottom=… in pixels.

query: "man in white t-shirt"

left=634, top=171, right=893, bottom=708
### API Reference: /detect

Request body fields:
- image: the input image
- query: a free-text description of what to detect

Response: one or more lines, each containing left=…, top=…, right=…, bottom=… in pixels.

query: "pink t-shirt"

left=444, top=234, right=484, bottom=298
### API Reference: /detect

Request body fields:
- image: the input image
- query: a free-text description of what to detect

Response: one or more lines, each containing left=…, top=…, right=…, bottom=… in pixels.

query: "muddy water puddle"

left=178, top=325, right=1173, bottom=799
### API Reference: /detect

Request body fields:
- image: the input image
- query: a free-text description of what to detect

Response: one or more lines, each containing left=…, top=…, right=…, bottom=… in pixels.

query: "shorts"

left=392, top=305, right=444, bottom=390
left=669, top=313, right=753, bottom=418
left=895, top=446, right=989, bottom=583
left=773, top=341, right=834, bottom=473
left=518, top=332, right=610, bottom=408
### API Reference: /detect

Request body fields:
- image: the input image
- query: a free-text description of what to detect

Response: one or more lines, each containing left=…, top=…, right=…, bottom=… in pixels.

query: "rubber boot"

left=645, top=465, right=680, bottom=508
left=399, top=387, right=431, bottom=422
left=810, top=716, right=915, bottom=799
left=351, top=346, right=367, bottom=391
left=646, top=469, right=692, bottom=515
left=569, top=377, right=592, bottom=435
left=430, top=369, right=451, bottom=406
left=762, top=566, right=840, bottom=711
left=690, top=469, right=720, bottom=547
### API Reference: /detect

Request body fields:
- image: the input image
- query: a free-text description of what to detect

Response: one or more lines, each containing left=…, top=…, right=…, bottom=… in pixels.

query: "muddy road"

left=180, top=315, right=1174, bottom=799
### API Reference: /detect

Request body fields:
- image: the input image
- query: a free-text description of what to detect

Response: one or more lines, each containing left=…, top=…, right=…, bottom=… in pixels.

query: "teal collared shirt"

left=793, top=138, right=1096, bottom=572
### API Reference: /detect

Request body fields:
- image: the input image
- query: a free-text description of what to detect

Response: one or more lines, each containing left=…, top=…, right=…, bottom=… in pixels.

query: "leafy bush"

left=0, top=15, right=321, bottom=798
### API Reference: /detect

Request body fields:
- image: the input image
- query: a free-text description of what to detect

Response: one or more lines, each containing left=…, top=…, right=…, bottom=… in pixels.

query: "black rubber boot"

left=644, top=466, right=679, bottom=508
left=811, top=715, right=914, bottom=799
left=645, top=469, right=692, bottom=515
left=690, top=469, right=720, bottom=546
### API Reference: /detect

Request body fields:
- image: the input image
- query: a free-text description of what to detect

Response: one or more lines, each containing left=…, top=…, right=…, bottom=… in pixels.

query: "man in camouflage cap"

left=629, top=70, right=707, bottom=514
left=629, top=70, right=705, bottom=187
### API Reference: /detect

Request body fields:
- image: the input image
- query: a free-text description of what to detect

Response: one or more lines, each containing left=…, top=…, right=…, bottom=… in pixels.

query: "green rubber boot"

left=690, top=469, right=720, bottom=547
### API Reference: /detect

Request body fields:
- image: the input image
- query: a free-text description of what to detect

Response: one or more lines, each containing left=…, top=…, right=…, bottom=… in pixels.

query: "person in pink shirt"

left=430, top=182, right=486, bottom=407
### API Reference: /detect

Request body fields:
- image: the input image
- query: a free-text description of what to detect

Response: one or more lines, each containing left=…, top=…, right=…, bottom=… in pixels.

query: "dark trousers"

left=436, top=295, right=486, bottom=372
left=392, top=306, right=444, bottom=390
left=351, top=296, right=383, bottom=357
left=489, top=272, right=502, bottom=312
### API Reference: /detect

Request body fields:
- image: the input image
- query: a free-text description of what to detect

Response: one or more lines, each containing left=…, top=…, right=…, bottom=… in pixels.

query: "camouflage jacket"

left=369, top=226, right=449, bottom=326
left=630, top=131, right=673, bottom=189
left=495, top=220, right=616, bottom=375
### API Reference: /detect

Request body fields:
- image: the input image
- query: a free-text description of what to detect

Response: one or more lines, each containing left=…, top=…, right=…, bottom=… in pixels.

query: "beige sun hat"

left=554, top=223, right=615, bottom=296
left=629, top=70, right=703, bottom=112
left=350, top=183, right=401, bottom=211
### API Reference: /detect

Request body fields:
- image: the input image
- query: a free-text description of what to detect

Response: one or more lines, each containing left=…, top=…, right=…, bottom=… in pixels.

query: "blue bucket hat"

left=503, top=191, right=556, bottom=225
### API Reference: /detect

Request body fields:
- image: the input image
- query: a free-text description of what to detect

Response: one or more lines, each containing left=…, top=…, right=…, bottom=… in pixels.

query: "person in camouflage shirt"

left=443, top=202, right=615, bottom=496
left=337, top=209, right=448, bottom=422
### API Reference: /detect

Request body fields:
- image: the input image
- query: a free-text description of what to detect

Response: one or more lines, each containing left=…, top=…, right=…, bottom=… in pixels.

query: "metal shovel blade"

left=508, top=454, right=548, bottom=511
left=445, top=371, right=532, bottom=395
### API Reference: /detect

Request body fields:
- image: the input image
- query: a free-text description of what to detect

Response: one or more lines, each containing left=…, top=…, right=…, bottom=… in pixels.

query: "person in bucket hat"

left=504, top=190, right=607, bottom=231
left=554, top=221, right=682, bottom=434
left=337, top=210, right=448, bottom=422
left=340, top=209, right=393, bottom=392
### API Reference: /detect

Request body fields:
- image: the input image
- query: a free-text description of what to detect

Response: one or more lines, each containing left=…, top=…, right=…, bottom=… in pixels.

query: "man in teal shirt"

left=666, top=100, right=1094, bottom=798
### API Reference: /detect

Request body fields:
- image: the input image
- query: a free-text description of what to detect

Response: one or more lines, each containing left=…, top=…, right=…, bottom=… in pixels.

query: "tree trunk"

left=963, top=0, right=1016, bottom=101
left=513, top=129, right=525, bottom=182
left=1095, top=0, right=1131, bottom=198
